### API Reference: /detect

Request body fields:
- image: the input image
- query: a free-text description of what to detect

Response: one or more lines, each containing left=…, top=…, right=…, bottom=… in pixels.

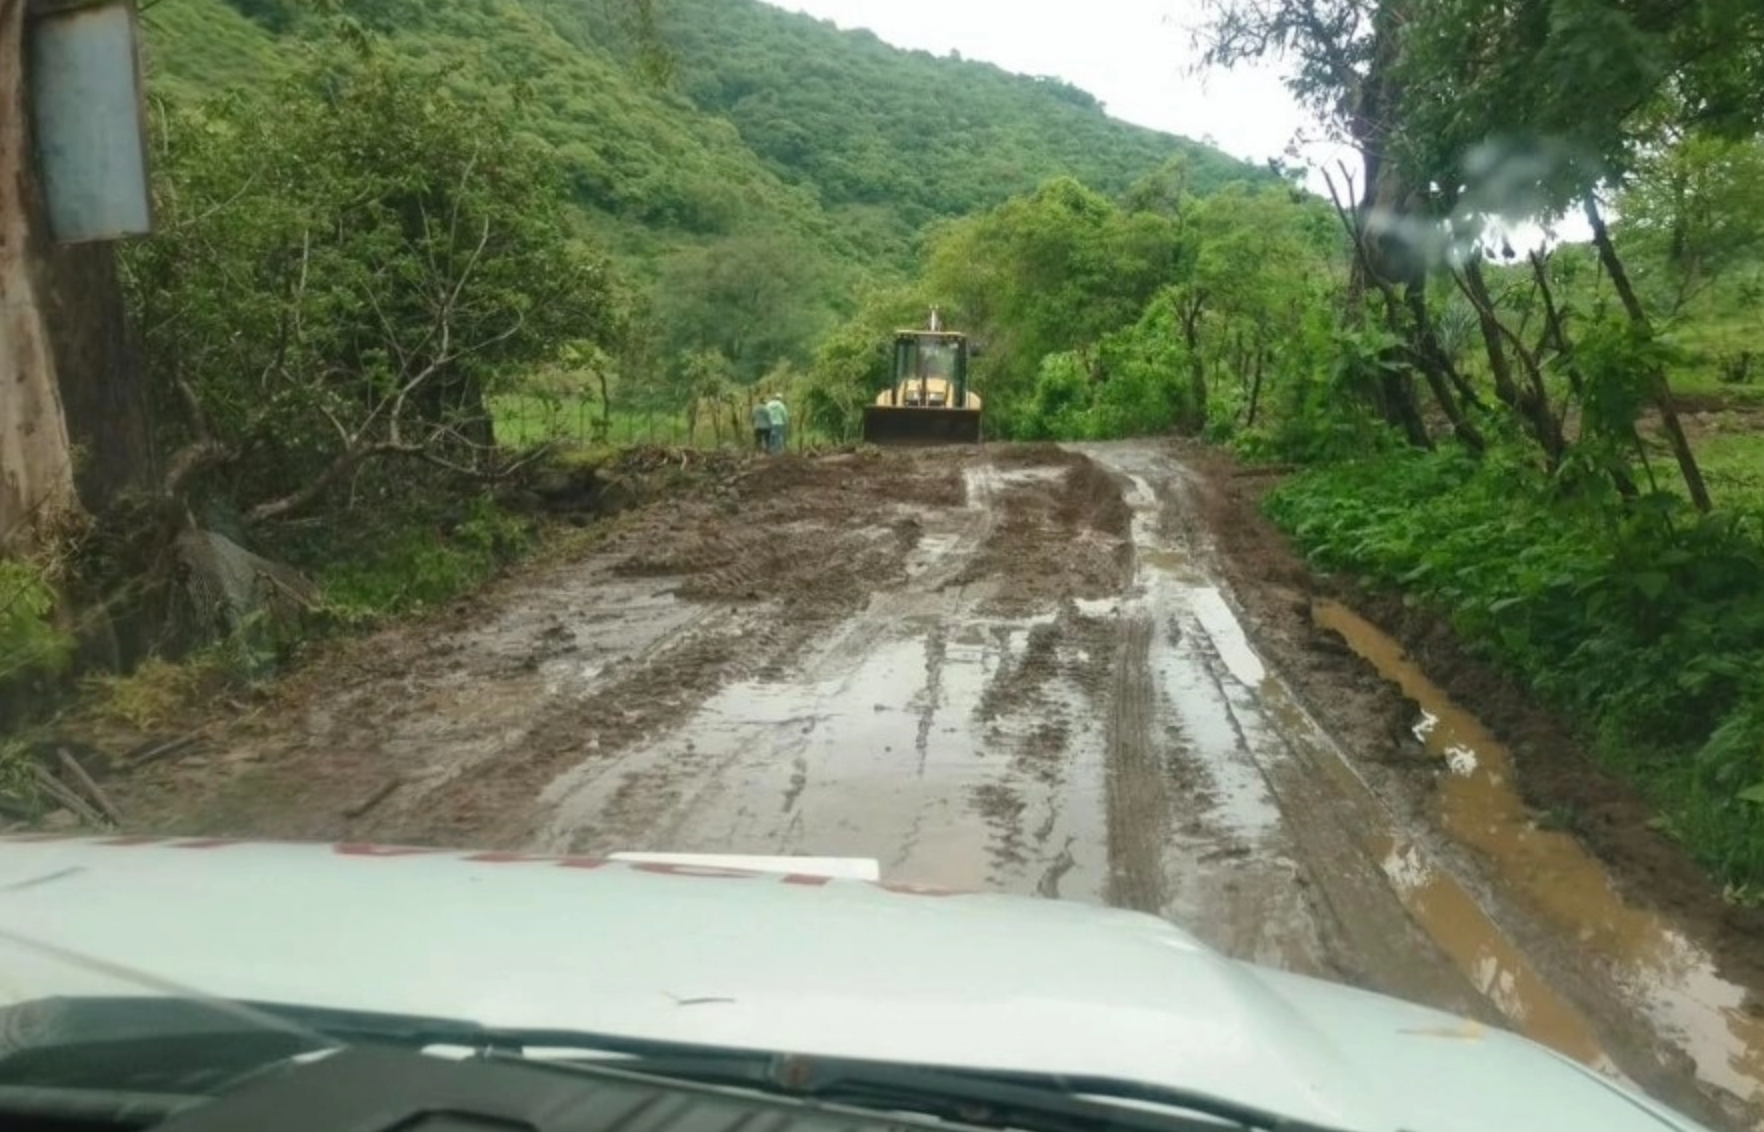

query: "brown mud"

left=1175, top=438, right=1764, bottom=1130
left=38, top=439, right=1764, bottom=1131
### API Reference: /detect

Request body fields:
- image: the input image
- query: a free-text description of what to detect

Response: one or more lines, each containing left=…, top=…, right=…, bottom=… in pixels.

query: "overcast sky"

left=757, top=0, right=1357, bottom=193
left=758, top=1, right=1580, bottom=245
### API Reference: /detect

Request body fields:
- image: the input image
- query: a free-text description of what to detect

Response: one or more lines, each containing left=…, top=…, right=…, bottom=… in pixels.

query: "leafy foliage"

left=143, top=0, right=1268, bottom=389
left=811, top=174, right=1342, bottom=443
left=0, top=562, right=73, bottom=683
left=1267, top=452, right=1764, bottom=885
left=582, top=0, right=1274, bottom=261
left=124, top=47, right=618, bottom=523
left=921, top=178, right=1185, bottom=436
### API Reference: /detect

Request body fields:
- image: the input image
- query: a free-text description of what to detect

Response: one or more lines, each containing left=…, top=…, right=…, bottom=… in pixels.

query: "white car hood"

left=0, top=836, right=1705, bottom=1132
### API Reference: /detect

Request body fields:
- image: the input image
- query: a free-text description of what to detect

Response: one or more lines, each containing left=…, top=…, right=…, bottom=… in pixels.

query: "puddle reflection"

left=1317, top=599, right=1764, bottom=1110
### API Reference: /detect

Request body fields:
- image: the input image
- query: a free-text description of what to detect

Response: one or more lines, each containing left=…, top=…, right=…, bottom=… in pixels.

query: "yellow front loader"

left=861, top=311, right=983, bottom=445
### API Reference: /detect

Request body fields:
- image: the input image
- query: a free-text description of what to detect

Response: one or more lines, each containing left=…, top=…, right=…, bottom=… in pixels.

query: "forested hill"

left=573, top=0, right=1267, bottom=238
left=144, top=0, right=1269, bottom=275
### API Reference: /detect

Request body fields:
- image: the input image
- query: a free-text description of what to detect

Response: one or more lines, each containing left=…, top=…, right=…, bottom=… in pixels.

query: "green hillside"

left=137, top=0, right=1271, bottom=381
left=563, top=0, right=1270, bottom=253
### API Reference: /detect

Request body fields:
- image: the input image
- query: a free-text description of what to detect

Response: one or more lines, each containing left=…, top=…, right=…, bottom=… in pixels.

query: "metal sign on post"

left=27, top=0, right=153, bottom=243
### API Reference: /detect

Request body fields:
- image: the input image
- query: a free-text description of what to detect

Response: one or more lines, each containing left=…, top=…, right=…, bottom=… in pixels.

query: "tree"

left=0, top=0, right=154, bottom=556
left=655, top=231, right=833, bottom=385
left=0, top=0, right=76, bottom=550
left=1618, top=134, right=1764, bottom=316
left=1387, top=0, right=1764, bottom=507
left=1199, top=0, right=1460, bottom=448
left=124, top=50, right=618, bottom=526
left=924, top=178, right=1181, bottom=435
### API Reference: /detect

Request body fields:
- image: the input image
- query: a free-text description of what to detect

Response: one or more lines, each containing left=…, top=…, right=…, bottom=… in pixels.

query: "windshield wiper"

left=616, top=1052, right=1354, bottom=1132
left=250, top=1002, right=1353, bottom=1132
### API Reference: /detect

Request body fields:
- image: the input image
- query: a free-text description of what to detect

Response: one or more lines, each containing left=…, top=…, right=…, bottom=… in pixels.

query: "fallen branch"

left=343, top=777, right=402, bottom=820
left=31, top=765, right=105, bottom=827
left=57, top=748, right=122, bottom=825
left=127, top=732, right=204, bottom=768
left=244, top=439, right=414, bottom=525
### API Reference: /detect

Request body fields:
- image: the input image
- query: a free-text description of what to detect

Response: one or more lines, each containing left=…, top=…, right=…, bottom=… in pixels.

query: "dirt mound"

left=958, top=458, right=1133, bottom=612
left=508, top=447, right=753, bottom=518
left=1058, top=459, right=1134, bottom=542
left=988, top=443, right=1083, bottom=468
left=604, top=450, right=967, bottom=613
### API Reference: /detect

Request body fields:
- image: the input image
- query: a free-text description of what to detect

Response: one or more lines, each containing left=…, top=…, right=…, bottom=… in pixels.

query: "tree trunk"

left=1244, top=344, right=1266, bottom=428
left=1178, top=291, right=1207, bottom=433
left=0, top=0, right=79, bottom=551
left=43, top=242, right=156, bottom=511
left=1403, top=285, right=1484, bottom=452
left=1459, top=259, right=1562, bottom=465
left=1583, top=193, right=1713, bottom=512
left=597, top=367, right=611, bottom=441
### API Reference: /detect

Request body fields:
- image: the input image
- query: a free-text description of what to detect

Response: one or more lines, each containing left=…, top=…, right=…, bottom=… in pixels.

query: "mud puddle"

left=1078, top=453, right=1337, bottom=979
left=539, top=609, right=1111, bottom=899
left=1083, top=444, right=1672, bottom=1084
left=1317, top=599, right=1764, bottom=1121
left=528, top=453, right=1134, bottom=900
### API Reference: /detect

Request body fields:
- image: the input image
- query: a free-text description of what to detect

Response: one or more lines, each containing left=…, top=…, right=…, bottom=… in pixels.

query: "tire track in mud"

left=1103, top=614, right=1167, bottom=914
left=1081, top=443, right=1731, bottom=1111
left=88, top=438, right=1759, bottom=1130
left=1079, top=446, right=1489, bottom=1000
left=384, top=455, right=981, bottom=849
left=913, top=623, right=948, bottom=774
left=533, top=450, right=1128, bottom=899
left=522, top=458, right=1001, bottom=859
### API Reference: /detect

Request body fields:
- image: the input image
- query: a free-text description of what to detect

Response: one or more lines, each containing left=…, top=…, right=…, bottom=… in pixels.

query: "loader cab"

left=861, top=317, right=984, bottom=445
left=891, top=332, right=969, bottom=409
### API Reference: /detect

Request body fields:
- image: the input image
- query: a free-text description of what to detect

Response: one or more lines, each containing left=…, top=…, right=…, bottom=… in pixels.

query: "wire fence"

left=492, top=396, right=826, bottom=452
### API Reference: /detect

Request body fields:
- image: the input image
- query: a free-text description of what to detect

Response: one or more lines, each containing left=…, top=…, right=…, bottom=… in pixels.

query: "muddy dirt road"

left=106, top=441, right=1764, bottom=1131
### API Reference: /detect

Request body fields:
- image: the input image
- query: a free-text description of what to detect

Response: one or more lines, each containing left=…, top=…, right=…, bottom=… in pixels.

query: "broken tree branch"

left=56, top=748, right=122, bottom=825
left=31, top=765, right=104, bottom=827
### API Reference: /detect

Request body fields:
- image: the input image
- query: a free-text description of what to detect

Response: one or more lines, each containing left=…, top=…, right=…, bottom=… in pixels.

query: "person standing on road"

left=766, top=396, right=789, bottom=455
left=751, top=397, right=772, bottom=454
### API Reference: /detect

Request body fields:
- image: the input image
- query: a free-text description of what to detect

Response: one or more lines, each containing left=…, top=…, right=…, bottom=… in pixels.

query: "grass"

left=491, top=395, right=842, bottom=451
left=1690, top=432, right=1764, bottom=506
left=1264, top=447, right=1764, bottom=890
left=80, top=655, right=230, bottom=732
left=1661, top=290, right=1762, bottom=400
left=293, top=494, right=538, bottom=623
left=493, top=396, right=700, bottom=449
left=139, top=0, right=285, bottom=100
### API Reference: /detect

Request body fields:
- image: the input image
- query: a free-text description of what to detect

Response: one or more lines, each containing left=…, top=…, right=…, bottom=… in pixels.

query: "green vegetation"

left=11, top=0, right=1763, bottom=900
left=0, top=562, right=73, bottom=684
left=808, top=169, right=1340, bottom=443
left=785, top=0, right=1764, bottom=888
left=1268, top=452, right=1764, bottom=883
left=142, top=0, right=1257, bottom=387
left=580, top=0, right=1269, bottom=262
left=2, top=0, right=1268, bottom=719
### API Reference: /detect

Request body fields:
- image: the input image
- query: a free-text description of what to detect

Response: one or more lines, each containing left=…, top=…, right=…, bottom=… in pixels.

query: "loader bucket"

left=862, top=406, right=982, bottom=445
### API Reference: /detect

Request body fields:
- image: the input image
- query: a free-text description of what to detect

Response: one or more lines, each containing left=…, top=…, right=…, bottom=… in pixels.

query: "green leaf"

left=1737, top=784, right=1764, bottom=806
left=1632, top=572, right=1670, bottom=600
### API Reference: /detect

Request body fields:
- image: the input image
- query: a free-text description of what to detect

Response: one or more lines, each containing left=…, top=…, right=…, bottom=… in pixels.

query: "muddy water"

left=1316, top=599, right=1764, bottom=1120
left=1079, top=447, right=1476, bottom=996
left=533, top=463, right=1117, bottom=899
left=537, top=610, right=1112, bottom=898
left=112, top=439, right=1762, bottom=1128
